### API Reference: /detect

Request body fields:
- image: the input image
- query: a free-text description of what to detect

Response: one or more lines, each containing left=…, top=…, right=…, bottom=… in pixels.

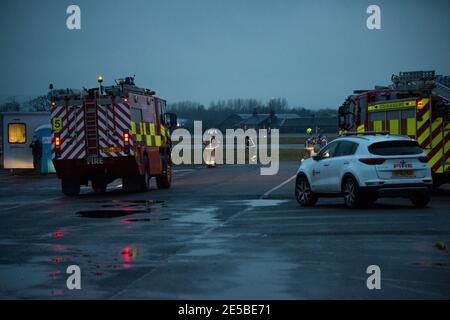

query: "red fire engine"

left=49, top=76, right=177, bottom=195
left=338, top=71, right=450, bottom=186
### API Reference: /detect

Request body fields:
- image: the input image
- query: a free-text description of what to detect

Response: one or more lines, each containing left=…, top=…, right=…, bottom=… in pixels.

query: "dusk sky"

left=0, top=0, right=449, bottom=109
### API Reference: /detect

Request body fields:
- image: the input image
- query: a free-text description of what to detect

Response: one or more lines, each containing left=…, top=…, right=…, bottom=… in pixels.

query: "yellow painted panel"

left=150, top=123, right=155, bottom=135
left=146, top=135, right=152, bottom=146
left=407, top=118, right=416, bottom=136
left=389, top=120, right=399, bottom=134
left=373, top=121, right=382, bottom=132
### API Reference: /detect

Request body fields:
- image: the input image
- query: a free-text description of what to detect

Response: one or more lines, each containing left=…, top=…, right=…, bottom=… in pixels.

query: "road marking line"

left=261, top=174, right=296, bottom=199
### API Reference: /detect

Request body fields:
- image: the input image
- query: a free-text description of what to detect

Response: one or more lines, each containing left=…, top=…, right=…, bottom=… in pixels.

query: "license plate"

left=87, top=157, right=104, bottom=165
left=392, top=170, right=413, bottom=177
left=103, top=147, right=122, bottom=153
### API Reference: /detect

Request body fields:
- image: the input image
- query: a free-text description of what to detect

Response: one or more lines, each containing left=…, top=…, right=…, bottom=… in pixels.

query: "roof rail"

left=341, top=131, right=390, bottom=136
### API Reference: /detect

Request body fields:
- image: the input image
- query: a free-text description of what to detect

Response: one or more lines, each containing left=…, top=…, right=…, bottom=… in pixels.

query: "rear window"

left=368, top=140, right=423, bottom=156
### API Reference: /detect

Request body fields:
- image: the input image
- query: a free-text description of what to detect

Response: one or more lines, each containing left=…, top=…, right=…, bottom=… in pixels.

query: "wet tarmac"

left=0, top=163, right=450, bottom=299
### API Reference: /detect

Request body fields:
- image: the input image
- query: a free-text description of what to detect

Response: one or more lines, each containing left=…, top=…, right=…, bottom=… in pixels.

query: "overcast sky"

left=0, top=0, right=449, bottom=109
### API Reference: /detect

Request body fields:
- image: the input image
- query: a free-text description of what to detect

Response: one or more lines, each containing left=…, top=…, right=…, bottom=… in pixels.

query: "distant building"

left=218, top=112, right=337, bottom=133
left=281, top=116, right=338, bottom=134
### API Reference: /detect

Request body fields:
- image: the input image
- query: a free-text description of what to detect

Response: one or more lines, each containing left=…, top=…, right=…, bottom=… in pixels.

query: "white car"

left=295, top=134, right=433, bottom=208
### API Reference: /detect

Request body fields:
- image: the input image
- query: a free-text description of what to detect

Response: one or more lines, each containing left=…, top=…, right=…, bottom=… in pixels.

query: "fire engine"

left=338, top=71, right=450, bottom=186
left=48, top=76, right=177, bottom=195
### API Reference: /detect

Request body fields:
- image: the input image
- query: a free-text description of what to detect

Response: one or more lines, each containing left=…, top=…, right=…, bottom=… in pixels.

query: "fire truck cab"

left=49, top=76, right=177, bottom=195
left=338, top=71, right=450, bottom=186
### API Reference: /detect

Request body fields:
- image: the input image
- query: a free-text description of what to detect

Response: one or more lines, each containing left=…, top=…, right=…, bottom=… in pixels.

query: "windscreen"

left=368, top=140, right=423, bottom=156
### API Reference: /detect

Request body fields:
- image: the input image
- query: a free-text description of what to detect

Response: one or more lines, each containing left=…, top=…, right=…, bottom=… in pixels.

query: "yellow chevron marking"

left=357, top=124, right=365, bottom=132
left=417, top=108, right=430, bottom=129
left=131, top=121, right=136, bottom=135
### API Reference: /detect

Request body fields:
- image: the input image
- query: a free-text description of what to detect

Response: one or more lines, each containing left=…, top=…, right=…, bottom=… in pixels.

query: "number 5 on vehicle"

left=52, top=117, right=62, bottom=131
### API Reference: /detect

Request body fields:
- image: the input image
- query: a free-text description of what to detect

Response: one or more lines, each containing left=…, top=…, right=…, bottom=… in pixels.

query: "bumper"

left=53, top=156, right=140, bottom=180
left=360, top=183, right=432, bottom=198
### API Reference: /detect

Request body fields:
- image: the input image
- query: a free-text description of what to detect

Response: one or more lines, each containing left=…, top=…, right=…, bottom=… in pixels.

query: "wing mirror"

left=312, top=154, right=321, bottom=161
left=162, top=112, right=178, bottom=129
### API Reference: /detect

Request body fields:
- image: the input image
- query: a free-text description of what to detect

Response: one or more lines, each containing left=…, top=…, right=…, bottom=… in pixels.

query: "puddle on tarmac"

left=92, top=199, right=165, bottom=206
left=78, top=199, right=165, bottom=219
left=414, top=261, right=450, bottom=268
left=176, top=207, right=219, bottom=224
left=229, top=199, right=290, bottom=207
left=178, top=247, right=224, bottom=257
left=77, top=210, right=147, bottom=218
left=122, top=216, right=169, bottom=223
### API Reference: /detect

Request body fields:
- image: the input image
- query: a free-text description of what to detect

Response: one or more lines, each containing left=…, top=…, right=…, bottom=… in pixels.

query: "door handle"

left=323, top=164, right=330, bottom=167
left=344, top=162, right=349, bottom=165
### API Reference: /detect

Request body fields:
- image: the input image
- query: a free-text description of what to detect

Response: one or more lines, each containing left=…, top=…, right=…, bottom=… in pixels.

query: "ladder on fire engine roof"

left=434, top=82, right=450, bottom=102
left=85, top=102, right=99, bottom=156
left=391, top=70, right=437, bottom=92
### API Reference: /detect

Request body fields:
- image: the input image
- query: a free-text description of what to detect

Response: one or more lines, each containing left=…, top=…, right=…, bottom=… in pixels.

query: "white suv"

left=295, top=134, right=433, bottom=208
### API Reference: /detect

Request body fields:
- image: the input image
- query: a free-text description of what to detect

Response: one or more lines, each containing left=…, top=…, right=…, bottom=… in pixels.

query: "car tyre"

left=62, top=179, right=80, bottom=196
left=295, top=175, right=318, bottom=207
left=140, top=156, right=151, bottom=191
left=343, top=176, right=362, bottom=208
left=92, top=179, right=107, bottom=194
left=156, top=155, right=172, bottom=189
left=410, top=193, right=431, bottom=208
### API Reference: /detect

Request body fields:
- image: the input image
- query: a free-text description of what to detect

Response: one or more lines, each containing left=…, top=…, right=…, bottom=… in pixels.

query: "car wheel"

left=61, top=179, right=80, bottom=196
left=343, top=176, right=361, bottom=208
left=92, top=179, right=107, bottom=194
left=140, top=156, right=151, bottom=191
left=410, top=193, right=430, bottom=208
left=295, top=175, right=317, bottom=207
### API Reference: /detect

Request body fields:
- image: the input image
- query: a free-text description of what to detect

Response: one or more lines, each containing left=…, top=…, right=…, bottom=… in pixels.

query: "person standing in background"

left=29, top=136, right=42, bottom=173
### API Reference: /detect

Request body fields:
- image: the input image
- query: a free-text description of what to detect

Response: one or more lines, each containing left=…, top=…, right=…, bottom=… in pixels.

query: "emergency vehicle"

left=338, top=71, right=450, bottom=186
left=49, top=76, right=177, bottom=195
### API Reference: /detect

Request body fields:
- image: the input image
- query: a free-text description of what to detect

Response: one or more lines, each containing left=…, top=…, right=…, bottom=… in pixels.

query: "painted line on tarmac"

left=261, top=174, right=296, bottom=199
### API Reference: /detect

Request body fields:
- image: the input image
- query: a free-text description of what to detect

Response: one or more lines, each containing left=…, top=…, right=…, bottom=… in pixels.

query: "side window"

left=319, top=141, right=338, bottom=159
left=358, top=96, right=367, bottom=125
left=131, top=108, right=142, bottom=123
left=335, top=141, right=358, bottom=157
left=8, top=123, right=27, bottom=144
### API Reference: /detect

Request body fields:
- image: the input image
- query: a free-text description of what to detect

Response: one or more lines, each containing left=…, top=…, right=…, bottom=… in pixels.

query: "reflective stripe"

left=155, top=135, right=161, bottom=147
left=150, top=123, right=155, bottom=135
left=131, top=121, right=136, bottom=134
left=368, top=100, right=416, bottom=111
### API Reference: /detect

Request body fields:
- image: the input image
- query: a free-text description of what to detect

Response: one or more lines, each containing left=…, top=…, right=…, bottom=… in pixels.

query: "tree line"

left=167, top=98, right=337, bottom=128
left=1, top=95, right=337, bottom=128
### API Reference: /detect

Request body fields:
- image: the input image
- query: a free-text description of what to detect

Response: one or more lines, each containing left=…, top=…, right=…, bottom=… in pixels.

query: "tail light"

left=54, top=134, right=61, bottom=158
left=123, top=131, right=130, bottom=155
left=418, top=156, right=429, bottom=163
left=359, top=158, right=385, bottom=165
